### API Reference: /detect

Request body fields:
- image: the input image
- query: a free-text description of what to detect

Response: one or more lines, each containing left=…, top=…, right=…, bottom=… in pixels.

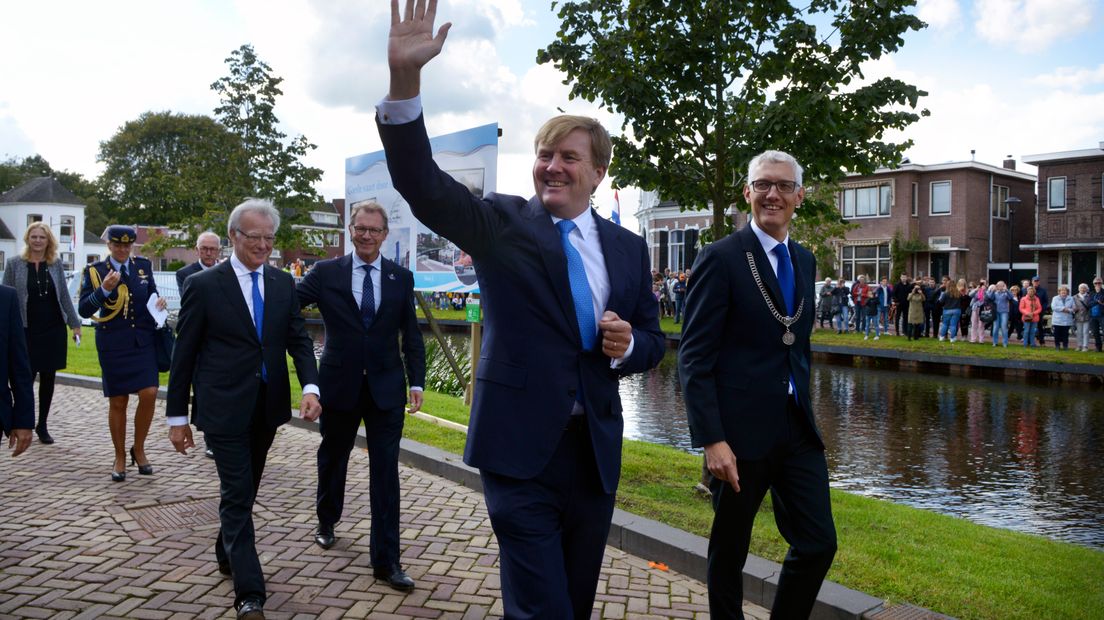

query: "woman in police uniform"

left=78, top=226, right=167, bottom=481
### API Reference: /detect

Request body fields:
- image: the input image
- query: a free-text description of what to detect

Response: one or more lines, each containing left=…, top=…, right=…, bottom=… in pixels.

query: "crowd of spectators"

left=816, top=273, right=1104, bottom=353
left=652, top=267, right=691, bottom=323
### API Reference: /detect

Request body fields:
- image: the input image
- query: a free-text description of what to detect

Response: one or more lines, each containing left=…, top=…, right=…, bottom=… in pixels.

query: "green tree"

left=96, top=111, right=252, bottom=234
left=211, top=44, right=323, bottom=250
left=538, top=0, right=928, bottom=241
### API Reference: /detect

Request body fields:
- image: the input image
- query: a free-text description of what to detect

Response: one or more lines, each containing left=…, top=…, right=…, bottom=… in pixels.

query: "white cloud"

left=974, top=0, right=1095, bottom=52
left=917, top=0, right=963, bottom=31
left=1029, top=64, right=1104, bottom=90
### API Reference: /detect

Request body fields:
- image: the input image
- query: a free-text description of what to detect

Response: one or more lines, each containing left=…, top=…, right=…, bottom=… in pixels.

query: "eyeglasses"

left=351, top=226, right=387, bottom=237
left=750, top=180, right=799, bottom=194
left=235, top=228, right=275, bottom=243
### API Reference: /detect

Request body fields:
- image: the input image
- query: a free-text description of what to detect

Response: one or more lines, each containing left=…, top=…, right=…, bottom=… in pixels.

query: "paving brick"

left=0, top=383, right=769, bottom=619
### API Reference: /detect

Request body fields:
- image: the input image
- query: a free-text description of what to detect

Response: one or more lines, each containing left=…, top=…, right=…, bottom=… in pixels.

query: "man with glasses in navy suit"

left=680, top=151, right=837, bottom=619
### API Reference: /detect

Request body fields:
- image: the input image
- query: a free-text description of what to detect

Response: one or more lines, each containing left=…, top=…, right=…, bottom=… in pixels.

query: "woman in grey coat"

left=2, top=222, right=81, bottom=443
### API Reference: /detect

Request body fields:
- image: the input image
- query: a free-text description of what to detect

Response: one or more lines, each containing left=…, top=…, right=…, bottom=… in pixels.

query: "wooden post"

left=414, top=292, right=467, bottom=393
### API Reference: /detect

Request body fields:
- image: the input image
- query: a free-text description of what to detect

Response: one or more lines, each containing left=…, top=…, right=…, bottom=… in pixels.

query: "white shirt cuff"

left=410, top=386, right=424, bottom=392
left=376, top=95, right=422, bottom=125
left=302, top=384, right=320, bottom=397
left=167, top=416, right=189, bottom=427
left=610, top=335, right=635, bottom=369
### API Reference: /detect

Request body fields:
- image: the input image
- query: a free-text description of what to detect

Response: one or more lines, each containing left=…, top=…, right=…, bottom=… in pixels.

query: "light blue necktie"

left=250, top=271, right=266, bottom=381
left=360, top=264, right=375, bottom=328
left=556, top=220, right=596, bottom=351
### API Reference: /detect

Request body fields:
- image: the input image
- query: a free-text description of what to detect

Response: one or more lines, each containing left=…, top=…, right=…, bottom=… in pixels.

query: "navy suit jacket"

left=379, top=114, right=665, bottom=494
left=296, top=254, right=425, bottom=412
left=679, top=224, right=824, bottom=459
left=166, top=261, right=319, bottom=434
left=78, top=257, right=159, bottom=349
left=175, top=260, right=204, bottom=292
left=0, top=285, right=33, bottom=434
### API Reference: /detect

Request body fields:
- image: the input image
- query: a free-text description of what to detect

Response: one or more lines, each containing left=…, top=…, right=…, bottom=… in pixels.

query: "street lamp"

left=1005, top=196, right=1021, bottom=285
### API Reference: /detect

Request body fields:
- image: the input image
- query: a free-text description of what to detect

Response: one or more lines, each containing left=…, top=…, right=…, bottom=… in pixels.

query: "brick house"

left=635, top=191, right=711, bottom=273
left=1021, top=143, right=1104, bottom=292
left=833, top=159, right=1036, bottom=283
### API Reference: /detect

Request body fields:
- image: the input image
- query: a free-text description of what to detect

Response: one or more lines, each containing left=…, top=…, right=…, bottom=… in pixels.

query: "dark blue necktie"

left=119, top=263, right=128, bottom=280
left=773, top=243, right=795, bottom=315
left=556, top=220, right=596, bottom=351
left=360, top=264, right=376, bottom=328
left=250, top=271, right=266, bottom=381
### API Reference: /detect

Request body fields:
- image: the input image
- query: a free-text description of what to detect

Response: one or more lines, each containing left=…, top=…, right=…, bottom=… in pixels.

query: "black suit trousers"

left=207, top=385, right=277, bottom=607
left=316, top=378, right=406, bottom=569
left=707, top=400, right=837, bottom=620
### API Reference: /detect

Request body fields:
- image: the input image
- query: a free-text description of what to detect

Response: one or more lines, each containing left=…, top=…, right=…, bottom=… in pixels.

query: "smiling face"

left=108, top=241, right=132, bottom=263
left=231, top=210, right=275, bottom=271
left=27, top=228, right=49, bottom=256
left=350, top=209, right=389, bottom=264
left=744, top=161, right=805, bottom=242
left=532, top=129, right=607, bottom=220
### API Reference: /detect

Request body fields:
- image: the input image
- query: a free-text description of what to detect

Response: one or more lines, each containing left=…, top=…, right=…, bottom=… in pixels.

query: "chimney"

left=970, top=149, right=975, bottom=161
left=1003, top=155, right=1016, bottom=170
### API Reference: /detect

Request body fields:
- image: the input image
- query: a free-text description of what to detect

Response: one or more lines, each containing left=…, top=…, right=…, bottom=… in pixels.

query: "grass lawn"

left=64, top=330, right=1104, bottom=619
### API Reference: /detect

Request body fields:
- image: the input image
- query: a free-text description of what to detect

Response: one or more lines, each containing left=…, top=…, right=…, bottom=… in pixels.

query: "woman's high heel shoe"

left=112, top=457, right=126, bottom=482
left=130, top=447, right=154, bottom=476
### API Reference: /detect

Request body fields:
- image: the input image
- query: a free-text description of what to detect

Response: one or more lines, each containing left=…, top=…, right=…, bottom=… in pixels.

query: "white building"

left=0, top=177, right=87, bottom=272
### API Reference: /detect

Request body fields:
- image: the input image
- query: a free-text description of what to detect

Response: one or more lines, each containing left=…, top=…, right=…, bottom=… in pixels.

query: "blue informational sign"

left=345, top=123, right=498, bottom=293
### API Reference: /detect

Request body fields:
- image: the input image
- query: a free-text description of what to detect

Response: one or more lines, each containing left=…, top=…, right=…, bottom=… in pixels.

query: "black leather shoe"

left=205, top=446, right=215, bottom=459
left=314, top=524, right=335, bottom=550
left=236, top=599, right=264, bottom=620
left=373, top=564, right=415, bottom=592
left=130, top=447, right=153, bottom=475
left=111, top=470, right=126, bottom=482
left=35, top=425, right=54, bottom=444
left=217, top=560, right=232, bottom=576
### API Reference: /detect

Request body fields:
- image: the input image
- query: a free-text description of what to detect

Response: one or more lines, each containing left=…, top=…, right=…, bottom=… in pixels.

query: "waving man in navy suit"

left=377, top=2, right=665, bottom=616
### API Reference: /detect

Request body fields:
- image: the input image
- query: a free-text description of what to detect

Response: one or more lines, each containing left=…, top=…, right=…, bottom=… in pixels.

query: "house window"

left=59, top=215, right=75, bottom=243
left=60, top=252, right=75, bottom=271
left=841, top=185, right=892, bottom=218
left=911, top=183, right=918, bottom=217
left=27, top=214, right=42, bottom=226
left=1048, top=177, right=1066, bottom=210
left=930, top=181, right=951, bottom=215
left=840, top=243, right=891, bottom=282
left=669, top=230, right=685, bottom=272
left=86, top=254, right=100, bottom=264
left=991, top=185, right=1010, bottom=219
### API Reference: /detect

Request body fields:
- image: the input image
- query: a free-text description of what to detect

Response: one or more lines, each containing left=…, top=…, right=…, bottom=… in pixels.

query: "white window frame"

left=840, top=184, right=892, bottom=219
left=991, top=185, right=1010, bottom=219
left=1048, top=176, right=1066, bottom=211
left=669, top=229, right=685, bottom=272
left=930, top=181, right=952, bottom=216
left=27, top=214, right=42, bottom=226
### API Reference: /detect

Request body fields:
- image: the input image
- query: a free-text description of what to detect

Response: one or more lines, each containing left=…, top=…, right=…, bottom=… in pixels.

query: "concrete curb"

left=55, top=372, right=900, bottom=619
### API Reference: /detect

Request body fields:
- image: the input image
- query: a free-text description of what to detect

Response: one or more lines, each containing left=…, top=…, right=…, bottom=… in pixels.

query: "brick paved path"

left=0, top=384, right=768, bottom=619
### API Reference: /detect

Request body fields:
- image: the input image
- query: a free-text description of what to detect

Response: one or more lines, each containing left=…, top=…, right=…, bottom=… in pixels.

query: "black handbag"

left=979, top=303, right=996, bottom=325
left=154, top=325, right=175, bottom=372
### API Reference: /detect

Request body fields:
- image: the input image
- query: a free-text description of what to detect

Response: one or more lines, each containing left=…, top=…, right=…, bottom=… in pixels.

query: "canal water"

left=313, top=323, right=1104, bottom=548
left=620, top=354, right=1104, bottom=549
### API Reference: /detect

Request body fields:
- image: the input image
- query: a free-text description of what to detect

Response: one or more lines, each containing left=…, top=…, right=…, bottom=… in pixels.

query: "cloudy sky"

left=2, top=0, right=1101, bottom=233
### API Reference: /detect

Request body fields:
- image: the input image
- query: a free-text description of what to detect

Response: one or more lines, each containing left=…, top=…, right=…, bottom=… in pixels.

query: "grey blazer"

left=2, top=257, right=81, bottom=329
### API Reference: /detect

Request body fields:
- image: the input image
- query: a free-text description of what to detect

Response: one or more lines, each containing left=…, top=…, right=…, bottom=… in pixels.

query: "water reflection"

left=620, top=355, right=1104, bottom=549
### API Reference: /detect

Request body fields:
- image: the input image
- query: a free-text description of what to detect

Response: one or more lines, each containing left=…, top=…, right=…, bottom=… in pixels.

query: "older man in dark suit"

left=0, top=284, right=34, bottom=457
left=167, top=199, right=321, bottom=620
left=680, top=151, right=836, bottom=618
left=175, top=230, right=222, bottom=459
left=296, top=200, right=425, bottom=591
left=378, top=3, right=665, bottom=616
